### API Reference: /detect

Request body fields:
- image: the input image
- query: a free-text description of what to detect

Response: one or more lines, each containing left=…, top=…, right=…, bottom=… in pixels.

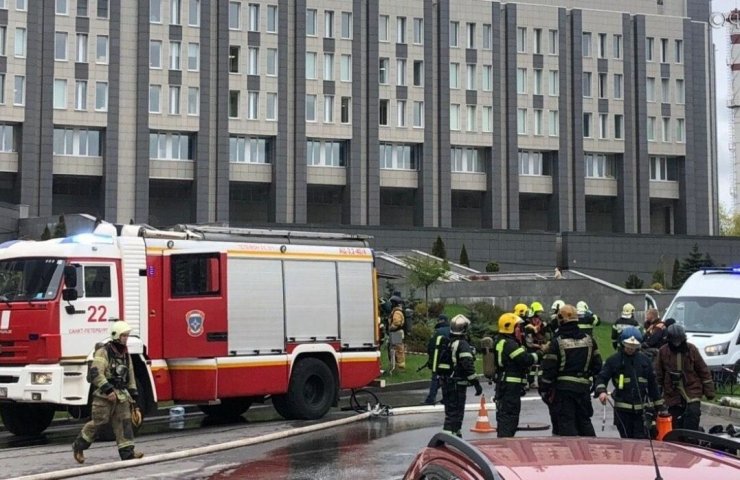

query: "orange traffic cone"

left=470, top=394, right=496, bottom=433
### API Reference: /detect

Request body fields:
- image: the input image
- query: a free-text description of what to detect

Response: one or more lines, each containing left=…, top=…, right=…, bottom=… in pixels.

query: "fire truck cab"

left=0, top=223, right=380, bottom=436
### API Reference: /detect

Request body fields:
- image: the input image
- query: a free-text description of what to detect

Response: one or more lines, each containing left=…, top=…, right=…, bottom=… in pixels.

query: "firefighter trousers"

left=552, top=390, right=596, bottom=437
left=495, top=383, right=522, bottom=438
left=669, top=402, right=701, bottom=432
left=442, top=378, right=467, bottom=435
left=73, top=396, right=137, bottom=460
left=614, top=409, right=649, bottom=439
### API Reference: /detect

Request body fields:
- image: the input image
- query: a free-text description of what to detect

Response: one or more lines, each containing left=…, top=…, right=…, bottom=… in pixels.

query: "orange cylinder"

left=656, top=412, right=673, bottom=441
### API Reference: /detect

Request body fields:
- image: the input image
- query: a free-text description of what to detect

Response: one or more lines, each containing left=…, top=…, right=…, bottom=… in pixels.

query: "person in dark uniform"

left=540, top=304, right=602, bottom=437
left=442, top=314, right=482, bottom=438
left=595, top=327, right=663, bottom=438
left=611, top=303, right=640, bottom=350
left=576, top=300, right=600, bottom=337
left=422, top=314, right=450, bottom=405
left=494, top=313, right=539, bottom=438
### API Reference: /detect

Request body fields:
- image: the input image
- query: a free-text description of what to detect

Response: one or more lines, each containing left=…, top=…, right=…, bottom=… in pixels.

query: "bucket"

left=169, top=406, right=185, bottom=430
left=656, top=412, right=672, bottom=441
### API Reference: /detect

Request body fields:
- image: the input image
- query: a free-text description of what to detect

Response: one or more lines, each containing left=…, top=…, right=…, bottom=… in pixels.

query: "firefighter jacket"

left=540, top=322, right=602, bottom=394
left=611, top=317, right=640, bottom=349
left=524, top=316, right=551, bottom=349
left=655, top=342, right=715, bottom=408
left=594, top=350, right=663, bottom=411
left=450, top=336, right=477, bottom=386
left=89, top=342, right=137, bottom=402
left=578, top=311, right=600, bottom=334
left=389, top=307, right=405, bottom=332
left=494, top=334, right=538, bottom=387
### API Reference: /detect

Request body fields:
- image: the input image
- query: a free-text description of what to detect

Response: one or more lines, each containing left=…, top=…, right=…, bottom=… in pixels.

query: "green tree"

left=459, top=244, right=470, bottom=267
left=431, top=236, right=447, bottom=260
left=719, top=204, right=740, bottom=236
left=40, top=225, right=51, bottom=240
left=53, top=214, right=67, bottom=238
left=625, top=274, right=644, bottom=289
left=485, top=261, right=500, bottom=273
left=671, top=258, right=681, bottom=289
left=674, top=243, right=715, bottom=289
left=405, top=255, right=448, bottom=319
left=651, top=268, right=665, bottom=287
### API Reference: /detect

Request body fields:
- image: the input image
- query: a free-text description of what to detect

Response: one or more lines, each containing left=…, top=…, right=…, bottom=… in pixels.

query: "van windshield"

left=0, top=258, right=65, bottom=302
left=664, top=296, right=740, bottom=334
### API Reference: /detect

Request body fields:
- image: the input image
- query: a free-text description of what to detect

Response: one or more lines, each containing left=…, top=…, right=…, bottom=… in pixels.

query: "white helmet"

left=110, top=321, right=132, bottom=342
left=576, top=301, right=589, bottom=315
left=450, top=314, right=471, bottom=335
left=551, top=299, right=565, bottom=313
left=622, top=303, right=635, bottom=318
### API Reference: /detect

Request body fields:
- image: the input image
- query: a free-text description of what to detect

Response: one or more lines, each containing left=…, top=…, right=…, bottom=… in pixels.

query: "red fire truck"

left=0, top=223, right=381, bottom=436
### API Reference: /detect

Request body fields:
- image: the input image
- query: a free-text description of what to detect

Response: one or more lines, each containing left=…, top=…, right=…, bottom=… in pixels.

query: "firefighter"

left=422, top=314, right=450, bottom=405
left=494, top=313, right=539, bottom=438
left=611, top=302, right=640, bottom=350
left=388, top=295, right=406, bottom=370
left=523, top=303, right=549, bottom=389
left=513, top=303, right=529, bottom=320
left=549, top=299, right=565, bottom=334
left=442, top=314, right=482, bottom=438
left=73, top=321, right=143, bottom=463
left=595, top=327, right=663, bottom=439
left=576, top=300, right=600, bottom=337
left=540, top=304, right=602, bottom=437
left=641, top=308, right=666, bottom=360
left=655, top=324, right=715, bottom=431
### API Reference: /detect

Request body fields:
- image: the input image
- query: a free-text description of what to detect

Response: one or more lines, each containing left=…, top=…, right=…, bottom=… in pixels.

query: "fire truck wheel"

left=0, top=403, right=56, bottom=437
left=285, top=357, right=336, bottom=420
left=271, top=394, right=295, bottom=420
left=198, top=397, right=252, bottom=418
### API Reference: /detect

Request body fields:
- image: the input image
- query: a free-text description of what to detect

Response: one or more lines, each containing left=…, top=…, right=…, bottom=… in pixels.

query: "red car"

left=403, top=431, right=740, bottom=480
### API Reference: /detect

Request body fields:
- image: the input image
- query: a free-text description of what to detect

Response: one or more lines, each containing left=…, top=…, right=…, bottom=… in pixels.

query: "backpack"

left=432, top=336, right=454, bottom=376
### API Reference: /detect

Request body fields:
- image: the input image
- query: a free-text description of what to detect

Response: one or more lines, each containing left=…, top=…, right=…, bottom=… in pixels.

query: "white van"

left=662, top=268, right=740, bottom=372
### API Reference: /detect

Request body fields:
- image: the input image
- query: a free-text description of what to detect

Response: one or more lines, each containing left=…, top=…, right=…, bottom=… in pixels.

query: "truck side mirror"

left=64, top=265, right=77, bottom=289
left=62, top=288, right=78, bottom=302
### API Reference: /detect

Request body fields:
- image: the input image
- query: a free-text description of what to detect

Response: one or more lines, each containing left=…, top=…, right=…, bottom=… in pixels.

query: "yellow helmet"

left=498, top=313, right=523, bottom=334
left=513, top=303, right=529, bottom=317
left=530, top=301, right=544, bottom=314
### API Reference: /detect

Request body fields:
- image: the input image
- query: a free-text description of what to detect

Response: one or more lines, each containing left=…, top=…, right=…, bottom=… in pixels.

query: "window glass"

left=84, top=266, right=111, bottom=298
left=171, top=254, right=220, bottom=297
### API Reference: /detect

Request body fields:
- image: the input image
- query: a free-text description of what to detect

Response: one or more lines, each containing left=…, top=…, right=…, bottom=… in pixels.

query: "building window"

left=53, top=128, right=102, bottom=157
left=517, top=27, right=526, bottom=53
left=582, top=72, right=592, bottom=97
left=483, top=24, right=492, bottom=49
left=466, top=64, right=476, bottom=90
left=467, top=23, right=476, bottom=49
left=260, top=91, right=275, bottom=121
left=517, top=68, right=527, bottom=94
left=324, top=95, right=334, bottom=123
left=149, top=84, right=161, bottom=113
left=306, top=52, right=317, bottom=79
left=449, top=63, right=459, bottom=88
left=13, top=75, right=24, bottom=105
left=451, top=147, right=484, bottom=173
left=518, top=150, right=548, bottom=176
left=647, top=116, right=656, bottom=141
left=413, top=60, right=424, bottom=87
left=585, top=153, right=616, bottom=179
left=149, top=40, right=162, bottom=68
left=187, top=87, right=199, bottom=115
left=646, top=77, right=655, bottom=102
left=650, top=156, right=678, bottom=181
left=614, top=114, right=623, bottom=139
left=582, top=32, right=592, bottom=57
left=248, top=3, right=259, bottom=31
left=676, top=79, right=685, bottom=104
left=549, top=110, right=559, bottom=136
left=267, top=4, right=277, bottom=32
left=482, top=106, right=492, bottom=132
left=169, top=41, right=181, bottom=70
left=533, top=28, right=542, bottom=54
left=306, top=9, right=317, bottom=36
left=306, top=94, right=317, bottom=122
left=379, top=58, right=389, bottom=84
left=188, top=43, right=199, bottom=71
left=169, top=86, right=180, bottom=114
left=96, top=35, right=108, bottom=63
left=307, top=139, right=346, bottom=167
left=324, top=10, right=334, bottom=38
left=75, top=80, right=87, bottom=110
left=549, top=29, right=558, bottom=55
left=614, top=73, right=623, bottom=99
left=450, top=21, right=459, bottom=47
left=53, top=79, right=67, bottom=109
left=517, top=108, right=527, bottom=134
left=482, top=65, right=492, bottom=91
left=247, top=91, right=259, bottom=119
left=54, top=32, right=68, bottom=61
left=229, top=2, right=241, bottom=30
left=549, top=70, right=559, bottom=96
left=75, top=0, right=85, bottom=15
left=341, top=12, right=352, bottom=39
left=340, top=54, right=351, bottom=82
left=598, top=73, right=607, bottom=98
left=661, top=78, right=670, bottom=103
left=676, top=118, right=685, bottom=142
left=598, top=113, right=608, bottom=139
left=397, top=59, right=406, bottom=86
left=76, top=34, right=88, bottom=63
left=149, top=132, right=194, bottom=160
left=379, top=143, right=417, bottom=170
left=413, top=18, right=423, bottom=44
left=229, top=136, right=269, bottom=163
left=56, top=0, right=68, bottom=15
left=660, top=38, right=668, bottom=63
left=413, top=101, right=424, bottom=128
left=379, top=99, right=389, bottom=126
left=613, top=34, right=622, bottom=59
left=0, top=124, right=14, bottom=152
left=248, top=47, right=259, bottom=75
left=675, top=39, right=683, bottom=63
left=533, top=69, right=542, bottom=95
left=396, top=100, right=406, bottom=127
left=229, top=90, right=239, bottom=117
left=340, top=96, right=351, bottom=124
left=0, top=27, right=5, bottom=56
left=662, top=117, right=670, bottom=142
left=533, top=109, right=543, bottom=135
left=646, top=37, right=654, bottom=61
left=170, top=0, right=181, bottom=24
left=267, top=48, right=277, bottom=76
left=17, top=0, right=27, bottom=11
left=189, top=0, right=201, bottom=27
left=598, top=33, right=607, bottom=58
left=379, top=15, right=389, bottom=42
left=97, top=0, right=109, bottom=19
left=583, top=112, right=592, bottom=138
left=14, top=28, right=26, bottom=57
left=396, top=16, right=406, bottom=43
left=450, top=104, right=460, bottom=130
left=150, top=0, right=162, bottom=23
left=229, top=46, right=240, bottom=73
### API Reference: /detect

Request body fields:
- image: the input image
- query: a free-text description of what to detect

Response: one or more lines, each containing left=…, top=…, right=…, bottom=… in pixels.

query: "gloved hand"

left=598, top=392, right=608, bottom=405
left=472, top=380, right=483, bottom=396
left=129, top=389, right=139, bottom=406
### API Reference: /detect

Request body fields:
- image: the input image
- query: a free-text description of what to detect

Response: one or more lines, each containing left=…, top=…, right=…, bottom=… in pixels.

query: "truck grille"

left=0, top=375, right=19, bottom=384
left=0, top=340, right=29, bottom=362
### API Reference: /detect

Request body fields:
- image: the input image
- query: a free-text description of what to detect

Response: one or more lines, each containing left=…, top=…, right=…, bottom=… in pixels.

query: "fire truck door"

left=60, top=262, right=120, bottom=358
left=162, top=252, right=228, bottom=359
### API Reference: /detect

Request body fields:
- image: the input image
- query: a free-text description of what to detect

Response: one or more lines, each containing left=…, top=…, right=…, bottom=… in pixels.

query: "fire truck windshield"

left=0, top=258, right=65, bottom=302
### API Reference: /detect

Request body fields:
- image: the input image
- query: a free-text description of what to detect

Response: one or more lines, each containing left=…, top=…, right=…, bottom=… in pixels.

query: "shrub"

left=625, top=274, right=644, bottom=289
left=650, top=282, right=664, bottom=291
left=427, top=301, right=445, bottom=319
left=406, top=321, right=433, bottom=353
left=485, top=261, right=500, bottom=273
left=459, top=244, right=470, bottom=267
left=432, top=236, right=447, bottom=260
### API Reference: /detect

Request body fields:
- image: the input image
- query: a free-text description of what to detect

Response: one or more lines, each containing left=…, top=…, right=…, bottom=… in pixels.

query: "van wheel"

left=284, top=358, right=336, bottom=420
left=198, top=398, right=252, bottom=418
left=0, top=403, right=55, bottom=436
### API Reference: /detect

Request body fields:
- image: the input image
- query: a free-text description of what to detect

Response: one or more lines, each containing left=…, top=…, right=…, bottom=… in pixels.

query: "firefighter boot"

left=119, top=446, right=144, bottom=460
left=72, top=436, right=91, bottom=464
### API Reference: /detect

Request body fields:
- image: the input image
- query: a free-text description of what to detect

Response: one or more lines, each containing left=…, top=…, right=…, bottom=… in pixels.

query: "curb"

left=701, top=401, right=740, bottom=420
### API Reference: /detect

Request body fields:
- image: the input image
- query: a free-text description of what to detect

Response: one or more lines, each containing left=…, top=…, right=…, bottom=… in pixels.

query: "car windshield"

left=664, top=296, right=740, bottom=334
left=0, top=258, right=65, bottom=302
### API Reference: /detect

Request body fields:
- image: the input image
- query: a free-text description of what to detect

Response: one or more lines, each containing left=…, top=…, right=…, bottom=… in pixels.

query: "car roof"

left=424, top=433, right=740, bottom=480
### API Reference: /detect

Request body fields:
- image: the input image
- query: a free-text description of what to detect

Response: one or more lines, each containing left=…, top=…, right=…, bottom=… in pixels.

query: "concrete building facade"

left=0, top=0, right=719, bottom=235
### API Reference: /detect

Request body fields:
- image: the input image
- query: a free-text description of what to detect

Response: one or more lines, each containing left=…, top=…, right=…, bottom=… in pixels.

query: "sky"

left=713, top=0, right=738, bottom=211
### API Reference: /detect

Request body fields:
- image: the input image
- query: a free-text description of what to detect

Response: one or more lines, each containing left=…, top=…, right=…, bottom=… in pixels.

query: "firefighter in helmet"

left=388, top=295, right=406, bottom=369
left=73, top=321, right=143, bottom=463
left=576, top=300, right=600, bottom=337
left=513, top=303, right=529, bottom=320
left=494, top=313, right=539, bottom=437
left=442, top=314, right=482, bottom=438
left=549, top=299, right=565, bottom=333
left=611, top=303, right=640, bottom=350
